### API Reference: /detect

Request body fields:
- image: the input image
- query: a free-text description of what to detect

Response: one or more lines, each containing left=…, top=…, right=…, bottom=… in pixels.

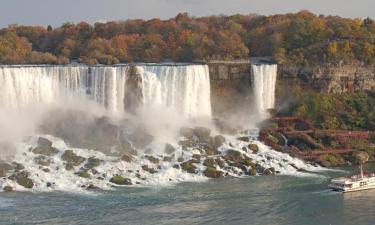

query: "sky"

left=1, top=0, right=375, bottom=28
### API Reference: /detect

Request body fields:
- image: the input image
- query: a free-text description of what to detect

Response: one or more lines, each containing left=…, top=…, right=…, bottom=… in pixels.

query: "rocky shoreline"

left=0, top=123, right=320, bottom=192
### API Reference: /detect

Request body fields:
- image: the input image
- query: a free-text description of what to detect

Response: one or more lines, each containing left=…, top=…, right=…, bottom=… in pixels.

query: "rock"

left=263, top=167, right=276, bottom=176
left=164, top=143, right=176, bottom=154
left=65, top=163, right=75, bottom=171
left=61, top=150, right=86, bottom=166
left=46, top=182, right=52, bottom=188
left=224, top=149, right=243, bottom=162
left=319, top=160, right=332, bottom=167
left=177, top=157, right=184, bottom=162
left=194, top=127, right=211, bottom=143
left=17, top=175, right=34, bottom=188
left=0, top=162, right=13, bottom=177
left=110, top=175, right=132, bottom=185
left=180, top=127, right=195, bottom=140
left=237, top=136, right=250, bottom=142
left=163, top=156, right=173, bottom=162
left=204, top=145, right=219, bottom=156
left=142, top=165, right=157, bottom=174
left=203, top=166, right=223, bottom=178
left=128, top=126, right=154, bottom=149
left=181, top=160, right=197, bottom=174
left=34, top=155, right=51, bottom=166
left=42, top=168, right=50, bottom=173
left=84, top=157, right=101, bottom=169
left=121, top=154, right=133, bottom=163
left=38, top=137, right=52, bottom=148
left=3, top=186, right=13, bottom=192
left=76, top=170, right=91, bottom=178
left=145, top=155, right=159, bottom=164
left=248, top=167, right=257, bottom=176
left=32, top=137, right=59, bottom=156
left=173, top=164, right=180, bottom=169
left=248, top=144, right=259, bottom=153
left=215, top=158, right=226, bottom=168
left=12, top=163, right=24, bottom=171
left=192, top=154, right=201, bottom=161
left=203, top=158, right=215, bottom=167
left=213, top=135, right=226, bottom=148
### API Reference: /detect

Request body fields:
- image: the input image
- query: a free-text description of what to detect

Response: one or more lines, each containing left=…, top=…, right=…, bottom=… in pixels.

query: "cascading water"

left=251, top=64, right=277, bottom=115
left=89, top=67, right=128, bottom=113
left=0, top=66, right=88, bottom=110
left=0, top=65, right=211, bottom=118
left=139, top=65, right=212, bottom=118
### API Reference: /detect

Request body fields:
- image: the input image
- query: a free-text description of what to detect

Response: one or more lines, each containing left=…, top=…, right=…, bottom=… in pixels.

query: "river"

left=1, top=164, right=374, bottom=225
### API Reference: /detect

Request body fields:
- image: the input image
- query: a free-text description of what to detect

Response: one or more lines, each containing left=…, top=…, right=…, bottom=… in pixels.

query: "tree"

left=273, top=48, right=287, bottom=64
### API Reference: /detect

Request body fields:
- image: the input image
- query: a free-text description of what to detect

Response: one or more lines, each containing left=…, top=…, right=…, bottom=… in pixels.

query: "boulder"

left=145, top=155, right=159, bottom=164
left=203, top=145, right=219, bottom=156
left=12, top=163, right=24, bottom=171
left=248, top=144, right=259, bottom=153
left=163, top=156, right=173, bottom=162
left=121, top=154, right=133, bottom=163
left=141, top=165, right=157, bottom=174
left=110, top=175, right=132, bottom=185
left=213, top=135, right=226, bottom=148
left=16, top=173, right=34, bottom=188
left=34, top=155, right=51, bottom=166
left=32, top=137, right=59, bottom=156
left=194, top=127, right=211, bottom=143
left=224, top=149, right=243, bottom=163
left=76, top=170, right=90, bottom=178
left=237, top=136, right=251, bottom=142
left=203, top=158, right=215, bottom=167
left=203, top=166, right=223, bottom=178
left=181, top=160, right=197, bottom=174
left=192, top=154, right=201, bottom=162
left=62, top=150, right=86, bottom=166
left=65, top=163, right=75, bottom=171
left=215, top=158, right=225, bottom=168
left=263, top=167, right=276, bottom=176
left=180, top=127, right=195, bottom=140
left=164, top=143, right=176, bottom=154
left=0, top=162, right=13, bottom=177
left=84, top=157, right=101, bottom=169
left=3, top=186, right=13, bottom=192
left=128, top=126, right=154, bottom=149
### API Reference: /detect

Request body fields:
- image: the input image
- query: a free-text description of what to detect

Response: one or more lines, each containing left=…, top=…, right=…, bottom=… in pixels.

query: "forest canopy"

left=1, top=11, right=375, bottom=65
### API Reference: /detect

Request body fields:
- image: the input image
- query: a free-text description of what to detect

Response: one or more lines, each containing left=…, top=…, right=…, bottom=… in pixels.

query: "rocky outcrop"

left=208, top=61, right=252, bottom=119
left=278, top=63, right=375, bottom=93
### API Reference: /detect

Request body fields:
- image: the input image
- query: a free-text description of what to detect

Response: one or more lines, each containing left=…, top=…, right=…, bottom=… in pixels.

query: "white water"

left=139, top=65, right=212, bottom=118
left=251, top=64, right=277, bottom=114
left=0, top=67, right=88, bottom=110
left=0, top=65, right=211, bottom=118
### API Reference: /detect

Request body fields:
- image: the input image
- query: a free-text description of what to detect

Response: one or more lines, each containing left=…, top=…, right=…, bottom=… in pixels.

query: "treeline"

left=1, top=11, right=375, bottom=65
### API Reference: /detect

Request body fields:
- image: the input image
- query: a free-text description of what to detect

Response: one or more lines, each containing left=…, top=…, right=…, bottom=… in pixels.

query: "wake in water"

left=0, top=64, right=324, bottom=193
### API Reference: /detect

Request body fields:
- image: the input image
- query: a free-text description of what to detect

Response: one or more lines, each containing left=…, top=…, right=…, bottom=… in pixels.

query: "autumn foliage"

left=0, top=11, right=375, bottom=65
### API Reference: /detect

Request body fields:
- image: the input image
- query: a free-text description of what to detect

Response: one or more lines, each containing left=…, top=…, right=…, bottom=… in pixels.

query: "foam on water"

left=0, top=130, right=325, bottom=193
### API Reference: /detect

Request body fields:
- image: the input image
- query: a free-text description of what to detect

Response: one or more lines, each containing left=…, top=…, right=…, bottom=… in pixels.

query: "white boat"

left=329, top=164, right=375, bottom=193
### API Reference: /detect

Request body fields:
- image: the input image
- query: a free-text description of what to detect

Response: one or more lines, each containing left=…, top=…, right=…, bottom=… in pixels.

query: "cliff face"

left=279, top=64, right=375, bottom=93
left=208, top=61, right=253, bottom=118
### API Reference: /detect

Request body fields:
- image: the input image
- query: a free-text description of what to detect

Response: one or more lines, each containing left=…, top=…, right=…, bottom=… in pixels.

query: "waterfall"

left=89, top=67, right=128, bottom=113
left=139, top=65, right=212, bottom=118
left=0, top=66, right=88, bottom=110
left=0, top=65, right=212, bottom=118
left=251, top=64, right=277, bottom=114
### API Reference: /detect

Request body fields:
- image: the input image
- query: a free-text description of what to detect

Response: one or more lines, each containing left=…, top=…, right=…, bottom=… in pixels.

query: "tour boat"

left=329, top=164, right=375, bottom=193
